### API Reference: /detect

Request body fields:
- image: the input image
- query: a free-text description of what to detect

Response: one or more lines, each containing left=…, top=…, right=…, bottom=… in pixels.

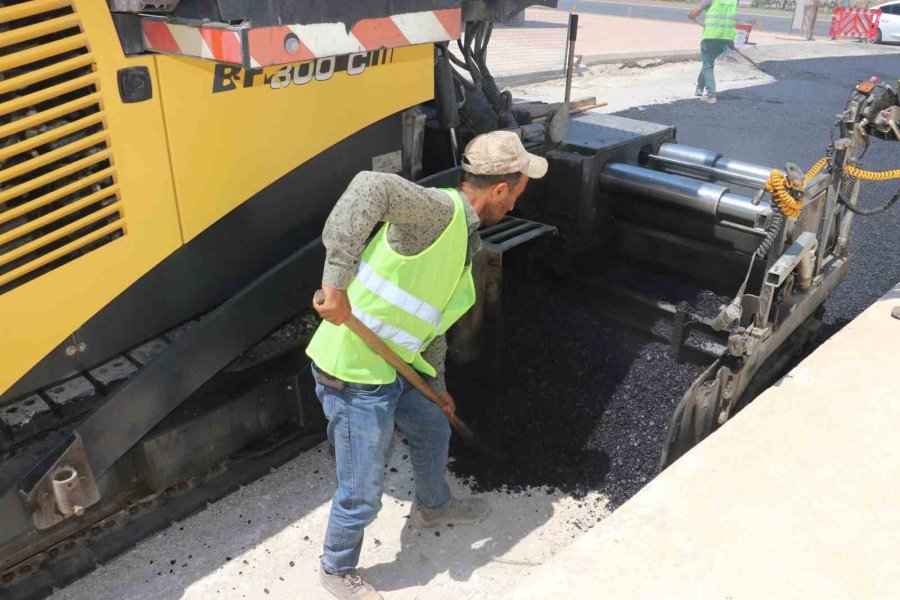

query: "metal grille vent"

left=0, top=0, right=124, bottom=295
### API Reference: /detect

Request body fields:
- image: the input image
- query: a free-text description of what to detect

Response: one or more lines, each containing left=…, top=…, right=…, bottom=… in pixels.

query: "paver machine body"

left=2, top=0, right=898, bottom=596
left=0, top=1, right=560, bottom=594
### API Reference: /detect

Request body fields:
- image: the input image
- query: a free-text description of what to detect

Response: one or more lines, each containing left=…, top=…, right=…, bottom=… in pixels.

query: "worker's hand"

left=313, top=285, right=351, bottom=325
left=439, top=390, right=456, bottom=419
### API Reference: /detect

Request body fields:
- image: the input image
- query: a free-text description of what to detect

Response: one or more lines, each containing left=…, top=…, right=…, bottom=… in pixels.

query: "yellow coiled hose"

left=844, top=164, right=900, bottom=181
left=765, top=170, right=803, bottom=218
left=765, top=158, right=900, bottom=218
left=765, top=158, right=829, bottom=218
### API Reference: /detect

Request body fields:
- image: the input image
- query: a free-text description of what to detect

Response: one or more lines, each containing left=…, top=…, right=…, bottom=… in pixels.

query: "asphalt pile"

left=447, top=273, right=706, bottom=507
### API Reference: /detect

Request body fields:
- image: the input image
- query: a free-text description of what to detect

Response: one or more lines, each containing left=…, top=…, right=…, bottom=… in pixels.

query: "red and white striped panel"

left=828, top=7, right=882, bottom=40
left=142, top=20, right=244, bottom=65
left=141, top=8, right=462, bottom=69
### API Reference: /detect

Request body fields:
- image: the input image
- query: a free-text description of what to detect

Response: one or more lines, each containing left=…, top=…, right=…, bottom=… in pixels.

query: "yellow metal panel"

left=0, top=71, right=98, bottom=118
left=0, top=0, right=70, bottom=24
left=0, top=129, right=108, bottom=184
left=0, top=91, right=100, bottom=140
left=0, top=0, right=181, bottom=397
left=0, top=54, right=93, bottom=96
left=0, top=112, right=104, bottom=162
left=0, top=13, right=82, bottom=49
left=0, top=185, right=119, bottom=246
left=0, top=147, right=111, bottom=205
left=2, top=13, right=434, bottom=397
left=0, top=220, right=124, bottom=287
left=0, top=203, right=122, bottom=274
left=0, top=33, right=88, bottom=72
left=0, top=165, right=115, bottom=226
left=156, top=44, right=434, bottom=241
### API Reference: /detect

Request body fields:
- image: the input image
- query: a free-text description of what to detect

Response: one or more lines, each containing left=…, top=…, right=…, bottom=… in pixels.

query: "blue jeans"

left=312, top=364, right=452, bottom=573
left=697, top=38, right=730, bottom=95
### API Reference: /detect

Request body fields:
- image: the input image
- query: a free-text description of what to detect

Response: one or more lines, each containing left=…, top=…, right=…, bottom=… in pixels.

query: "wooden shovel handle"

left=690, top=16, right=763, bottom=70
left=314, top=290, right=474, bottom=439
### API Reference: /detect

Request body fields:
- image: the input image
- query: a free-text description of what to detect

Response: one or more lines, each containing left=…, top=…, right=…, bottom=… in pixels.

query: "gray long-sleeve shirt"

left=321, top=171, right=482, bottom=394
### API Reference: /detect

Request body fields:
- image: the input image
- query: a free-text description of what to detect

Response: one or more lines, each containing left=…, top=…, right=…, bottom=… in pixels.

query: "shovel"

left=314, top=290, right=508, bottom=460
left=690, top=16, right=768, bottom=74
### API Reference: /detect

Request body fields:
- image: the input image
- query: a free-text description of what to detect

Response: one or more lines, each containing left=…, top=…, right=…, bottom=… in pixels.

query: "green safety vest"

left=704, top=0, right=737, bottom=40
left=306, top=188, right=476, bottom=384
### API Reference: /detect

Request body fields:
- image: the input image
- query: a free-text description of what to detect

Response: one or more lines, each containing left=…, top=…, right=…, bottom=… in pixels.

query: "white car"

left=875, top=1, right=900, bottom=43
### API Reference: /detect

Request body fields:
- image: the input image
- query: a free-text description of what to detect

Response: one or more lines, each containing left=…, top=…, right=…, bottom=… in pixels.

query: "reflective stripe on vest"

left=305, top=187, right=476, bottom=384
left=704, top=0, right=737, bottom=40
left=356, top=260, right=443, bottom=329
left=352, top=306, right=425, bottom=353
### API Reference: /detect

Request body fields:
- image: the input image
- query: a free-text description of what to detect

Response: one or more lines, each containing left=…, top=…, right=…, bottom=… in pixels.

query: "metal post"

left=564, top=12, right=578, bottom=105
left=816, top=138, right=851, bottom=276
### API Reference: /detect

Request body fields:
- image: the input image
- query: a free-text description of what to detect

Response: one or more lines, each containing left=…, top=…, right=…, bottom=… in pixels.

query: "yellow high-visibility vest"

left=704, top=0, right=737, bottom=40
left=306, top=188, right=476, bottom=384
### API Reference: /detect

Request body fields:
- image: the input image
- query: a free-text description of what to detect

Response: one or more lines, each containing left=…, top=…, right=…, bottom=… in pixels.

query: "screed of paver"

left=51, top=434, right=609, bottom=600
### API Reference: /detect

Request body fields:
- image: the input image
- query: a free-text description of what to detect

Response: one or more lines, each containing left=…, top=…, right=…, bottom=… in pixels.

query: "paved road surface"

left=555, top=0, right=832, bottom=38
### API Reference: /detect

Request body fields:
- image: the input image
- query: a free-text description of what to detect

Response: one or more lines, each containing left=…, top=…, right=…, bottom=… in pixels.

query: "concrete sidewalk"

left=505, top=15, right=899, bottom=113
left=575, top=10, right=785, bottom=63
left=506, top=283, right=900, bottom=599
left=486, top=7, right=897, bottom=81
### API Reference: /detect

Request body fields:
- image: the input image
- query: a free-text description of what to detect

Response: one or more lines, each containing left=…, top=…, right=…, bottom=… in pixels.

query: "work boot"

left=700, top=94, right=718, bottom=104
left=413, top=496, right=490, bottom=528
left=319, top=569, right=382, bottom=600
left=694, top=86, right=703, bottom=97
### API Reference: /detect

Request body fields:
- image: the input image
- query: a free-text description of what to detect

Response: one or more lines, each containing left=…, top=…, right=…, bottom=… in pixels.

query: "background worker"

left=306, top=131, right=548, bottom=600
left=688, top=0, right=738, bottom=104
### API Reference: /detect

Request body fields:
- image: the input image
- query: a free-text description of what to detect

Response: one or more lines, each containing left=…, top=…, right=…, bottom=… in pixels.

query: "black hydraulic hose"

left=461, top=22, right=483, bottom=86
left=729, top=200, right=785, bottom=308
left=451, top=67, right=476, bottom=90
left=839, top=184, right=900, bottom=216
left=449, top=51, right=469, bottom=70
left=755, top=203, right=785, bottom=260
left=481, top=22, right=493, bottom=55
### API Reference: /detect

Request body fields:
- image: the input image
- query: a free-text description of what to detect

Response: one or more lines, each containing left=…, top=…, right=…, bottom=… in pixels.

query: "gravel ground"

left=51, top=438, right=611, bottom=600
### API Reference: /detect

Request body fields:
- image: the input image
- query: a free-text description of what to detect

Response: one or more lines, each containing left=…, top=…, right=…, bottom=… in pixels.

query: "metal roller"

left=652, top=143, right=774, bottom=189
left=599, top=162, right=772, bottom=231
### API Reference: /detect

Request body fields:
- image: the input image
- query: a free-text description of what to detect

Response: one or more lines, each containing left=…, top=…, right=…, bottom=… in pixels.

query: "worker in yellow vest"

left=307, top=131, right=547, bottom=600
left=688, top=0, right=738, bottom=104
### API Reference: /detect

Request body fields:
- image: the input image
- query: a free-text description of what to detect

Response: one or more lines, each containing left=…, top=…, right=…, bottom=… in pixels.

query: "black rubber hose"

left=839, top=184, right=900, bottom=216
left=448, top=52, right=469, bottom=70
left=755, top=204, right=785, bottom=260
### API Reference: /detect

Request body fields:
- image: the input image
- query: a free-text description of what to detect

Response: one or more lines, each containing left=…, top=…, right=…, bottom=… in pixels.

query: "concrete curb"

left=495, top=40, right=900, bottom=89
left=495, top=50, right=701, bottom=88
left=496, top=69, right=570, bottom=88
left=583, top=48, right=701, bottom=66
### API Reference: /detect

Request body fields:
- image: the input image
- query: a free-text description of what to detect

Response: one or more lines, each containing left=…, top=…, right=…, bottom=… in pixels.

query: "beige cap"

left=461, top=131, right=548, bottom=179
